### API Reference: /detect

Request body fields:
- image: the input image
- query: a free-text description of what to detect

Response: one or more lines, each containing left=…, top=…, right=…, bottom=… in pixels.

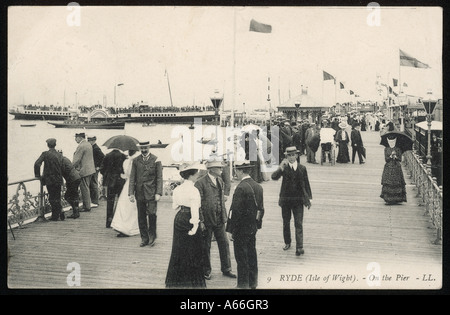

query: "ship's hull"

left=47, top=121, right=125, bottom=129
left=9, top=112, right=74, bottom=120
left=105, top=111, right=216, bottom=123
left=10, top=110, right=216, bottom=123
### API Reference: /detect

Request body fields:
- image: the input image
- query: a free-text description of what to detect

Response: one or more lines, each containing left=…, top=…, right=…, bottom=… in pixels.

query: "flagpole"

left=231, top=8, right=236, bottom=129
left=334, top=77, right=337, bottom=109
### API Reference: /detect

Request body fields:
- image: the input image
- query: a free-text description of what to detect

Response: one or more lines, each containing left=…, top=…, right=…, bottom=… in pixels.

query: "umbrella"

left=380, top=131, right=413, bottom=154
left=103, top=135, right=139, bottom=151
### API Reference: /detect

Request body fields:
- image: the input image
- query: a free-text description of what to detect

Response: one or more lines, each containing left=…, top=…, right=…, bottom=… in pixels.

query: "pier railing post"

left=35, top=179, right=47, bottom=222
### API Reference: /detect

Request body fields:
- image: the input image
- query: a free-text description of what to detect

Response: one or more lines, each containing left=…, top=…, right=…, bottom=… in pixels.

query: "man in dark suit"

left=100, top=147, right=126, bottom=228
left=227, top=160, right=264, bottom=289
left=195, top=159, right=236, bottom=280
left=73, top=133, right=96, bottom=212
left=128, top=141, right=163, bottom=247
left=271, top=146, right=312, bottom=256
left=59, top=151, right=81, bottom=219
left=351, top=122, right=365, bottom=164
left=88, top=136, right=105, bottom=206
left=34, top=138, right=64, bottom=221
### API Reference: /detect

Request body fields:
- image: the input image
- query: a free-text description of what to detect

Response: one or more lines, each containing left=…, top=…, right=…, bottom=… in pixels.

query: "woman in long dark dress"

left=165, top=162, right=206, bottom=288
left=380, top=135, right=407, bottom=204
left=335, top=121, right=350, bottom=163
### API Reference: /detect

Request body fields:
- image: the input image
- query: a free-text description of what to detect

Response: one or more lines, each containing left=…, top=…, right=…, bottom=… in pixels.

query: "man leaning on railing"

left=34, top=138, right=64, bottom=221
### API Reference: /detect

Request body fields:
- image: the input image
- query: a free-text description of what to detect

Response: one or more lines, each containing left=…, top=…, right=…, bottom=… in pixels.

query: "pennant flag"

left=399, top=49, right=430, bottom=68
left=393, top=78, right=398, bottom=87
left=323, top=71, right=335, bottom=81
left=393, top=91, right=398, bottom=97
left=389, top=86, right=393, bottom=94
left=249, top=19, right=272, bottom=33
left=403, top=82, right=408, bottom=87
left=349, top=90, right=354, bottom=95
left=340, top=82, right=345, bottom=89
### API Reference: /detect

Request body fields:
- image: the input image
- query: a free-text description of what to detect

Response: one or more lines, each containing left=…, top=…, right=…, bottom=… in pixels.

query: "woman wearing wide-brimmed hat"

left=165, top=162, right=207, bottom=288
left=334, top=121, right=350, bottom=163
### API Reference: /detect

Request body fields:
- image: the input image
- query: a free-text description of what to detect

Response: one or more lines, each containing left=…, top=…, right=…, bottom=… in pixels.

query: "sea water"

left=7, top=116, right=246, bottom=198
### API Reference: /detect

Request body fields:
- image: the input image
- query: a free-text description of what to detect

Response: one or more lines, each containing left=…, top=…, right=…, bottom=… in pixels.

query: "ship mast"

left=165, top=68, right=174, bottom=107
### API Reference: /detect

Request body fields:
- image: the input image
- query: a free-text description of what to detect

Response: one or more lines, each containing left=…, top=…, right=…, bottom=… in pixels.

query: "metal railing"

left=403, top=150, right=443, bottom=245
left=7, top=175, right=180, bottom=240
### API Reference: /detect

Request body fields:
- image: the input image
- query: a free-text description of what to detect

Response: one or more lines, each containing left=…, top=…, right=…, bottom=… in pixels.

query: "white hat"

left=339, top=122, right=348, bottom=129
left=179, top=161, right=206, bottom=172
left=234, top=160, right=254, bottom=169
left=206, top=160, right=225, bottom=168
left=137, top=141, right=151, bottom=148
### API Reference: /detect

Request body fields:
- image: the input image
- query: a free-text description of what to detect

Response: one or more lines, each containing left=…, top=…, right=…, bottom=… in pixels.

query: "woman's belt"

left=179, top=206, right=191, bottom=213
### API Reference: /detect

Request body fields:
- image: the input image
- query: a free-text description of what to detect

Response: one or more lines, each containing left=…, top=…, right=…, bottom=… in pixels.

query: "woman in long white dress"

left=111, top=150, right=140, bottom=237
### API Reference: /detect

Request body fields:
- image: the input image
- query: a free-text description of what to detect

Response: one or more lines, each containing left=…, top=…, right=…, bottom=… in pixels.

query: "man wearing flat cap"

left=227, top=160, right=264, bottom=289
left=129, top=141, right=163, bottom=247
left=271, top=146, right=312, bottom=256
left=34, top=138, right=64, bottom=221
left=73, top=132, right=96, bottom=212
left=195, top=158, right=236, bottom=280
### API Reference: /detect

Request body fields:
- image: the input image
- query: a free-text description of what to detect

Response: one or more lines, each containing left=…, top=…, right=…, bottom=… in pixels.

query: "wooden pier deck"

left=6, top=131, right=442, bottom=291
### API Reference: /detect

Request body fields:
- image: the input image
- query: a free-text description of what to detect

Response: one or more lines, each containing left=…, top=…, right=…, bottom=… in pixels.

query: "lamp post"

left=210, top=90, right=223, bottom=151
left=114, top=83, right=124, bottom=112
left=422, top=91, right=437, bottom=166
left=295, top=102, right=301, bottom=121
left=398, top=92, right=408, bottom=131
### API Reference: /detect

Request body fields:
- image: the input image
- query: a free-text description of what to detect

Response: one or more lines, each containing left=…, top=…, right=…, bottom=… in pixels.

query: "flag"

left=403, top=82, right=408, bottom=87
left=393, top=78, right=398, bottom=87
left=249, top=19, right=272, bottom=33
left=399, top=49, right=430, bottom=68
left=350, top=90, right=354, bottom=95
left=340, top=82, right=345, bottom=89
left=389, top=86, right=393, bottom=94
left=323, top=71, right=335, bottom=81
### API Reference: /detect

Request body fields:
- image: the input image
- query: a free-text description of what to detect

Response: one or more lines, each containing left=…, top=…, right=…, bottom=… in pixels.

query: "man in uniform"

left=128, top=141, right=163, bottom=247
left=227, top=160, right=264, bottom=289
left=88, top=135, right=105, bottom=207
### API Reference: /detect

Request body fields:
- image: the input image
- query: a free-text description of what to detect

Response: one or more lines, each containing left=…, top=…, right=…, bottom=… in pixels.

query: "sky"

left=8, top=5, right=443, bottom=112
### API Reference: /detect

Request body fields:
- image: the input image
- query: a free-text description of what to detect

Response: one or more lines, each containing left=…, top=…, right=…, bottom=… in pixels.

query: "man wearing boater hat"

left=227, top=160, right=264, bottom=289
left=271, top=146, right=312, bottom=256
left=129, top=141, right=163, bottom=247
left=195, top=157, right=236, bottom=280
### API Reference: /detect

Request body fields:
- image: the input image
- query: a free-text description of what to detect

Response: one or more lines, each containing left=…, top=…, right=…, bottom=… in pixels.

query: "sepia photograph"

left=6, top=4, right=443, bottom=295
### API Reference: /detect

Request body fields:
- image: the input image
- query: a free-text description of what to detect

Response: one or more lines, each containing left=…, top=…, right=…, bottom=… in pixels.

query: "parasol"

left=380, top=131, right=413, bottom=154
left=103, top=135, right=140, bottom=151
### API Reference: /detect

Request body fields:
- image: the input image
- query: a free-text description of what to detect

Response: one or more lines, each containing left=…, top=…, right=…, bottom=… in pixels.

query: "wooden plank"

left=7, top=131, right=442, bottom=290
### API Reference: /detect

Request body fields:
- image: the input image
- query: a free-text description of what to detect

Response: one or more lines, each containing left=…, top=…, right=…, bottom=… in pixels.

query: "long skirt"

left=336, top=141, right=350, bottom=163
left=380, top=160, right=407, bottom=204
left=165, top=210, right=206, bottom=288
